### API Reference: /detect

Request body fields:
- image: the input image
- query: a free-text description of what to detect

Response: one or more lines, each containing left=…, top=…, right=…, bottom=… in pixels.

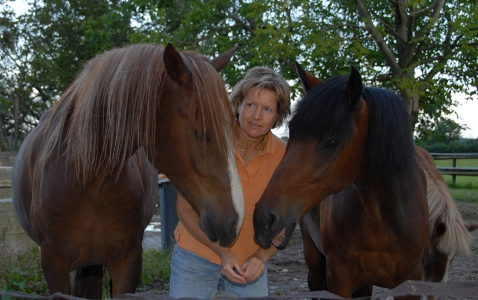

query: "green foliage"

left=415, top=116, right=469, bottom=146
left=0, top=247, right=49, bottom=298
left=1, top=0, right=478, bottom=147
left=140, top=249, right=172, bottom=285
left=0, top=0, right=134, bottom=150
left=0, top=246, right=172, bottom=298
left=419, top=138, right=478, bottom=153
left=129, top=0, right=478, bottom=135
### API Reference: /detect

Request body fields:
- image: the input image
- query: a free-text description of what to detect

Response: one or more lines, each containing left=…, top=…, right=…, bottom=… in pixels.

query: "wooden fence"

left=430, top=152, right=478, bottom=184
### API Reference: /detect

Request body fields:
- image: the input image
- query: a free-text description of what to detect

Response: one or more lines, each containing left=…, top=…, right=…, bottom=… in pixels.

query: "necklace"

left=240, top=136, right=267, bottom=161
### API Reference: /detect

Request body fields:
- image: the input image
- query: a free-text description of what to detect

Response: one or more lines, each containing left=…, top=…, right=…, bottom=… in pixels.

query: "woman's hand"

left=177, top=194, right=246, bottom=284
left=219, top=250, right=247, bottom=284
left=241, top=243, right=279, bottom=282
left=241, top=254, right=265, bottom=282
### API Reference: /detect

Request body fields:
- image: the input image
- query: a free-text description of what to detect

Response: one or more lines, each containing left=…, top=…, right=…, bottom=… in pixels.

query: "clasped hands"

left=219, top=250, right=265, bottom=284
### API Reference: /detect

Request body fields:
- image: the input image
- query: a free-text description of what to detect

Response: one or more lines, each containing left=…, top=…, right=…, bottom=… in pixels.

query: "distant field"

left=433, top=158, right=478, bottom=188
left=432, top=158, right=478, bottom=203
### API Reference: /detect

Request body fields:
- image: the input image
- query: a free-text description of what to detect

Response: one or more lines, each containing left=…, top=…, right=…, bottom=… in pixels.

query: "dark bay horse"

left=253, top=64, right=429, bottom=298
left=296, top=146, right=476, bottom=297
left=12, top=43, right=244, bottom=298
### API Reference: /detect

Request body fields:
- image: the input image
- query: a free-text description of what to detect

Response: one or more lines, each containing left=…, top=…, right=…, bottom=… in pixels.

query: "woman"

left=169, top=66, right=291, bottom=299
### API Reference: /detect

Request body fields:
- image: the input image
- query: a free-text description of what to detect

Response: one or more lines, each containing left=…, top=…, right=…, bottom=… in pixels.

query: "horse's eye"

left=193, top=130, right=212, bottom=142
left=324, top=140, right=339, bottom=149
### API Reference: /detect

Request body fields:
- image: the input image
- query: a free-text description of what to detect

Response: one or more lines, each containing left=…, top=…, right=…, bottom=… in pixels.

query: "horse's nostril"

left=265, top=212, right=278, bottom=231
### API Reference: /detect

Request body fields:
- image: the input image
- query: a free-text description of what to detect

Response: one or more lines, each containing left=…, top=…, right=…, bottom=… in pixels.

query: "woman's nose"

left=252, top=108, right=261, bottom=119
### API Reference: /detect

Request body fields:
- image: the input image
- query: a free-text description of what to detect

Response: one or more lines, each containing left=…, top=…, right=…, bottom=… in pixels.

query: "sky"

left=7, top=0, right=478, bottom=139
left=451, top=94, right=478, bottom=139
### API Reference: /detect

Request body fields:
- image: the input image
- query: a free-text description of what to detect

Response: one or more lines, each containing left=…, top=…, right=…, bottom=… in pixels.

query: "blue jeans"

left=169, top=244, right=269, bottom=299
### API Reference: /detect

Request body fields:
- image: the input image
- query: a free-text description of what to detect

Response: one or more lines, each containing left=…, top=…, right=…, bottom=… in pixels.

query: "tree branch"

left=353, top=0, right=402, bottom=76
left=413, top=0, right=446, bottom=43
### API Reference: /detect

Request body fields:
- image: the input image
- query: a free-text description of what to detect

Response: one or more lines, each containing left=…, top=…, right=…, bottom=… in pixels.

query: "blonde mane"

left=40, top=44, right=234, bottom=184
left=421, top=159, right=471, bottom=255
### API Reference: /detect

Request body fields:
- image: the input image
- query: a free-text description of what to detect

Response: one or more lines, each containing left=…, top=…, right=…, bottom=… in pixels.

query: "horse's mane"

left=40, top=44, right=233, bottom=184
left=362, top=86, right=416, bottom=178
left=290, top=76, right=415, bottom=179
left=421, top=161, right=471, bottom=255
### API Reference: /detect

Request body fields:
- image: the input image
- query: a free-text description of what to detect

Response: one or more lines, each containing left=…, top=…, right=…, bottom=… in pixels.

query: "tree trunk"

left=0, top=104, right=3, bottom=151
left=14, top=94, right=19, bottom=151
left=399, top=90, right=420, bottom=132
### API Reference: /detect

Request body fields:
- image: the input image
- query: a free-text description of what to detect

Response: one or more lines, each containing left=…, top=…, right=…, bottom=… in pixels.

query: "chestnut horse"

left=12, top=43, right=244, bottom=298
left=253, top=64, right=429, bottom=298
left=415, top=146, right=474, bottom=282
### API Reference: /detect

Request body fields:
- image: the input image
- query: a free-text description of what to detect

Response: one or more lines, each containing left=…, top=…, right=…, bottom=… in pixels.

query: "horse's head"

left=421, top=220, right=453, bottom=282
left=253, top=64, right=370, bottom=249
left=154, top=44, right=244, bottom=247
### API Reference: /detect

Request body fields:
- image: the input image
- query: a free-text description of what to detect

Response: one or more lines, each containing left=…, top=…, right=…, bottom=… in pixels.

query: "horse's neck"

left=353, top=173, right=406, bottom=208
left=353, top=165, right=426, bottom=219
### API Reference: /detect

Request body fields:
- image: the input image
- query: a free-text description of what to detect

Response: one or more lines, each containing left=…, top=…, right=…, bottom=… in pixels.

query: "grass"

left=0, top=247, right=172, bottom=299
left=449, top=189, right=478, bottom=204
left=433, top=158, right=478, bottom=203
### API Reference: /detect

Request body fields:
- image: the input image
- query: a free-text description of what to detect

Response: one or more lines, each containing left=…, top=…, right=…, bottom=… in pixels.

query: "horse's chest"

left=354, top=251, right=417, bottom=281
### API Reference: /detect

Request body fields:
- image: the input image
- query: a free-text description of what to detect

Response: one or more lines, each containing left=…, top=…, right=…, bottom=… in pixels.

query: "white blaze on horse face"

left=227, top=134, right=245, bottom=233
left=442, top=251, right=455, bottom=283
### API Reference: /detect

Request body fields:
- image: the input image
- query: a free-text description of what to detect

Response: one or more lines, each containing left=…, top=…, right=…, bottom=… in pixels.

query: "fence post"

left=452, top=158, right=457, bottom=184
left=158, top=178, right=179, bottom=251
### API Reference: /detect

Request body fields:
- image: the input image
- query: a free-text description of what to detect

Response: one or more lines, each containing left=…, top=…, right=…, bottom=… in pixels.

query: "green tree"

left=417, top=116, right=465, bottom=145
left=130, top=0, right=478, bottom=137
left=2, top=0, right=477, bottom=146
left=0, top=0, right=135, bottom=149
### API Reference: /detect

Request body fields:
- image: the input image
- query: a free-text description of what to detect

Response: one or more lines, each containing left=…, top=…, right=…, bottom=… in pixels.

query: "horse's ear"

left=210, top=46, right=239, bottom=72
left=346, top=66, right=363, bottom=109
left=295, top=62, right=322, bottom=93
left=164, top=43, right=191, bottom=86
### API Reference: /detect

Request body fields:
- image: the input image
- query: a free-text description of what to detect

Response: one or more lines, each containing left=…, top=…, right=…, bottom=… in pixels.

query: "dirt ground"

left=147, top=201, right=478, bottom=299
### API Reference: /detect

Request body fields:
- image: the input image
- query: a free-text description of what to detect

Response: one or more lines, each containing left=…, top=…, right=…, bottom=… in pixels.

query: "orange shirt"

left=174, top=131, right=286, bottom=265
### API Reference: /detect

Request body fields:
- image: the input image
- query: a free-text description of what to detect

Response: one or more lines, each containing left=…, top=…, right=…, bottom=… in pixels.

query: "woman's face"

left=238, top=87, right=279, bottom=138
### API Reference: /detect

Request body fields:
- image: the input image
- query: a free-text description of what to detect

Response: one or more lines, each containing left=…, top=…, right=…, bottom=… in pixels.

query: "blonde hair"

left=230, top=67, right=291, bottom=128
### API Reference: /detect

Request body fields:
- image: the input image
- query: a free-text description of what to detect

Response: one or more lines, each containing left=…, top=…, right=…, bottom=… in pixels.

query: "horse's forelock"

left=424, top=169, right=471, bottom=255
left=182, top=52, right=234, bottom=162
left=290, top=75, right=355, bottom=143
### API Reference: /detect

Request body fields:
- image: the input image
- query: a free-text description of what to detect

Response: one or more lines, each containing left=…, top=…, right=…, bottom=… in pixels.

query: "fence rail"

left=430, top=152, right=478, bottom=184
